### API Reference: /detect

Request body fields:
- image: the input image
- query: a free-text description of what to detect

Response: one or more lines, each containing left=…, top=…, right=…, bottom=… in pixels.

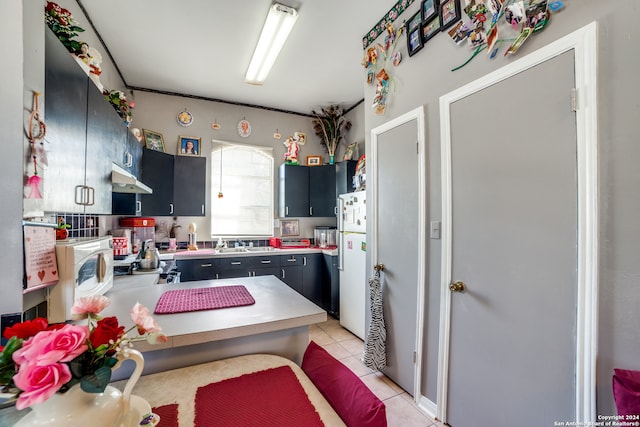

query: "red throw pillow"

left=302, top=340, right=387, bottom=427
left=613, top=368, right=640, bottom=416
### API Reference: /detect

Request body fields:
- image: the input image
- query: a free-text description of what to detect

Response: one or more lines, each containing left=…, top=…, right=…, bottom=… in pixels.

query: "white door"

left=439, top=24, right=598, bottom=426
left=339, top=232, right=366, bottom=339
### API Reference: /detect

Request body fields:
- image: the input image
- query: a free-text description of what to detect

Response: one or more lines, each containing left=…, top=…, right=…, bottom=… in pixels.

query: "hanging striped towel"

left=363, top=273, right=387, bottom=371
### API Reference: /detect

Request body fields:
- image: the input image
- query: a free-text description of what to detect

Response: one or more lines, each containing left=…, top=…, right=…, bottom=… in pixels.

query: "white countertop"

left=114, top=273, right=159, bottom=288
left=104, top=275, right=326, bottom=352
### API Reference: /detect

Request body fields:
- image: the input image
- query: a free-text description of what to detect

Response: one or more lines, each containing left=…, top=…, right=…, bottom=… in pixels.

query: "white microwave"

left=48, top=237, right=114, bottom=323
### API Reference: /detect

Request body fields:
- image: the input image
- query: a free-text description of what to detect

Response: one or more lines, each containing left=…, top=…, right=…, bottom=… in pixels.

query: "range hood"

left=111, top=163, right=153, bottom=194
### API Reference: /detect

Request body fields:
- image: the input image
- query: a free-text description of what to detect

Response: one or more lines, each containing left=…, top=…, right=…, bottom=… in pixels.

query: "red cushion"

left=613, top=368, right=640, bottom=416
left=302, top=340, right=387, bottom=427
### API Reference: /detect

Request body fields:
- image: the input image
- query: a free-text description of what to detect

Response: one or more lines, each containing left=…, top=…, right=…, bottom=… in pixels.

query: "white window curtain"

left=210, top=142, right=274, bottom=237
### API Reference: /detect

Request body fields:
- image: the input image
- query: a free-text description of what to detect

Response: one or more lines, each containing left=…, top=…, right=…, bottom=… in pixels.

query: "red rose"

left=3, top=318, right=48, bottom=340
left=90, top=317, right=124, bottom=352
left=46, top=2, right=60, bottom=13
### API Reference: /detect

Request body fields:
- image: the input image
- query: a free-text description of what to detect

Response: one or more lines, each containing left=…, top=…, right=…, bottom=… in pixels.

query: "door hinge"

left=570, top=88, right=578, bottom=112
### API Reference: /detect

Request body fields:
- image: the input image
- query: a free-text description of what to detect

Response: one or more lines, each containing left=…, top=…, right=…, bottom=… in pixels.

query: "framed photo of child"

left=178, top=136, right=201, bottom=156
left=142, top=129, right=165, bottom=152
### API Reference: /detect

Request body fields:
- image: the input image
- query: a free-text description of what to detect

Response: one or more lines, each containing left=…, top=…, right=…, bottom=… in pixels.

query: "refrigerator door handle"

left=337, top=196, right=345, bottom=232
left=338, top=232, right=344, bottom=271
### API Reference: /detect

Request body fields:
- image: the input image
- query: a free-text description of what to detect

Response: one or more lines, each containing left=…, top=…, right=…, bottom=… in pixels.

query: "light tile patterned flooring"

left=311, top=317, right=446, bottom=427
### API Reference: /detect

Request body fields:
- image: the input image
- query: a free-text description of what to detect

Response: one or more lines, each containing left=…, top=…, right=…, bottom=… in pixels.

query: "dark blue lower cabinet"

left=323, top=254, right=340, bottom=318
left=175, top=258, right=220, bottom=281
left=301, top=254, right=323, bottom=308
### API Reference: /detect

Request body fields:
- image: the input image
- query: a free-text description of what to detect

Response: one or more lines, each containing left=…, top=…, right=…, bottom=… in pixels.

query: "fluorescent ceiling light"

left=245, top=3, right=298, bottom=85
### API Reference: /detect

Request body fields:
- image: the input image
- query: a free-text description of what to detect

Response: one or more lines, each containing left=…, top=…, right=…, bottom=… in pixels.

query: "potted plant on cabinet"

left=311, top=105, right=352, bottom=165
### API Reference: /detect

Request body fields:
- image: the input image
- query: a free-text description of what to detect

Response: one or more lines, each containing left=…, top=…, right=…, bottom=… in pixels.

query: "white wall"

left=362, top=0, right=640, bottom=415
left=0, top=0, right=26, bottom=317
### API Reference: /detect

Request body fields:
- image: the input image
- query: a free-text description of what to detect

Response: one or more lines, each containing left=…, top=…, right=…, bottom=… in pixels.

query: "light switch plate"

left=430, top=221, right=441, bottom=239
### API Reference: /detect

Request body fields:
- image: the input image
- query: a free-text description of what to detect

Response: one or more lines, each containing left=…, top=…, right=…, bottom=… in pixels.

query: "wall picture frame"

left=306, top=155, right=322, bottom=166
left=407, top=26, right=424, bottom=57
left=142, top=129, right=165, bottom=152
left=280, top=219, right=300, bottom=237
left=440, top=0, right=462, bottom=32
left=407, top=10, right=423, bottom=33
left=422, top=15, right=441, bottom=43
left=422, top=0, right=439, bottom=22
left=178, top=136, right=201, bottom=156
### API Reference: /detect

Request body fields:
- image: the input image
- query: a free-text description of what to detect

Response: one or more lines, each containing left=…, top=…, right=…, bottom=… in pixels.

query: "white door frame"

left=370, top=106, right=427, bottom=401
left=437, top=22, right=598, bottom=423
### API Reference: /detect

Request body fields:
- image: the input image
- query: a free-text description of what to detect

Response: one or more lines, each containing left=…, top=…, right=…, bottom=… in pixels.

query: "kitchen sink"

left=216, top=246, right=280, bottom=253
left=217, top=247, right=249, bottom=253
left=245, top=247, right=278, bottom=252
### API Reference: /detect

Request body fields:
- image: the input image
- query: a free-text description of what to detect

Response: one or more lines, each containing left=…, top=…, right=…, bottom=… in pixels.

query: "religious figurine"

left=283, top=135, right=300, bottom=164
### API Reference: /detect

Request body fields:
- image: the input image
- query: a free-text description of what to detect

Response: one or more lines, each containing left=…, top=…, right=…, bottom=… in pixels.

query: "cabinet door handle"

left=169, top=203, right=174, bottom=215
left=287, top=258, right=296, bottom=262
left=201, top=204, right=205, bottom=215
left=281, top=269, right=285, bottom=279
left=216, top=273, right=219, bottom=279
left=310, top=207, right=313, bottom=216
left=261, top=260, right=271, bottom=264
left=231, top=262, right=242, bottom=265
left=74, top=185, right=95, bottom=206
left=124, top=151, right=133, bottom=167
left=74, top=185, right=85, bottom=205
left=285, top=206, right=289, bottom=216
left=136, top=200, right=142, bottom=214
left=303, top=256, right=307, bottom=266
left=86, top=186, right=95, bottom=206
left=200, top=263, right=213, bottom=267
left=334, top=206, right=338, bottom=216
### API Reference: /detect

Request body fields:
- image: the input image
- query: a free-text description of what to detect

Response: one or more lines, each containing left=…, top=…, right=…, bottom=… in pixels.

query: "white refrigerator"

left=338, top=190, right=366, bottom=340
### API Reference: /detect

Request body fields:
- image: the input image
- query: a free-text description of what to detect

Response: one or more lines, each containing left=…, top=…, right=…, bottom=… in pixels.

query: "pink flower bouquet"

left=0, top=296, right=166, bottom=410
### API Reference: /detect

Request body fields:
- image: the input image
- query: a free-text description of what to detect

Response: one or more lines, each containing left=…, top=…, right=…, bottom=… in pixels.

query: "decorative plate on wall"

left=237, top=119, right=251, bottom=138
left=177, top=109, right=193, bottom=127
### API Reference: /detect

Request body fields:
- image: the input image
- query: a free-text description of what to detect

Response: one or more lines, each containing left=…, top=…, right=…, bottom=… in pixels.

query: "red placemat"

left=152, top=403, right=178, bottom=427
left=154, top=285, right=255, bottom=314
left=194, top=366, right=324, bottom=427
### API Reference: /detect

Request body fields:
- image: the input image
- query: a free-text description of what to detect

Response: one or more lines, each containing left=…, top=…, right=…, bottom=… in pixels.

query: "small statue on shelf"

left=283, top=135, right=300, bottom=165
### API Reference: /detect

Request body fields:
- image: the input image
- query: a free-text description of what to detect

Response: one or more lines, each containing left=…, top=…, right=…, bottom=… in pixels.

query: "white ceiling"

left=78, top=0, right=397, bottom=116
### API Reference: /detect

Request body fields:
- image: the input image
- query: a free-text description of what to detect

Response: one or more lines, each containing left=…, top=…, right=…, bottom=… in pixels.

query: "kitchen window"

left=210, top=142, right=274, bottom=237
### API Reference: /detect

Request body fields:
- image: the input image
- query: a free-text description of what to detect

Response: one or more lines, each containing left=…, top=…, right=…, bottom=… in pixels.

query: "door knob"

left=449, top=281, right=465, bottom=293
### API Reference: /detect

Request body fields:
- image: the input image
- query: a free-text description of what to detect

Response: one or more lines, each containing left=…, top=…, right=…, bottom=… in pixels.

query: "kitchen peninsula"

left=104, top=274, right=326, bottom=381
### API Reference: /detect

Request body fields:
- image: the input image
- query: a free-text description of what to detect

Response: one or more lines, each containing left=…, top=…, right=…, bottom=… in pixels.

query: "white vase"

left=15, top=350, right=149, bottom=427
